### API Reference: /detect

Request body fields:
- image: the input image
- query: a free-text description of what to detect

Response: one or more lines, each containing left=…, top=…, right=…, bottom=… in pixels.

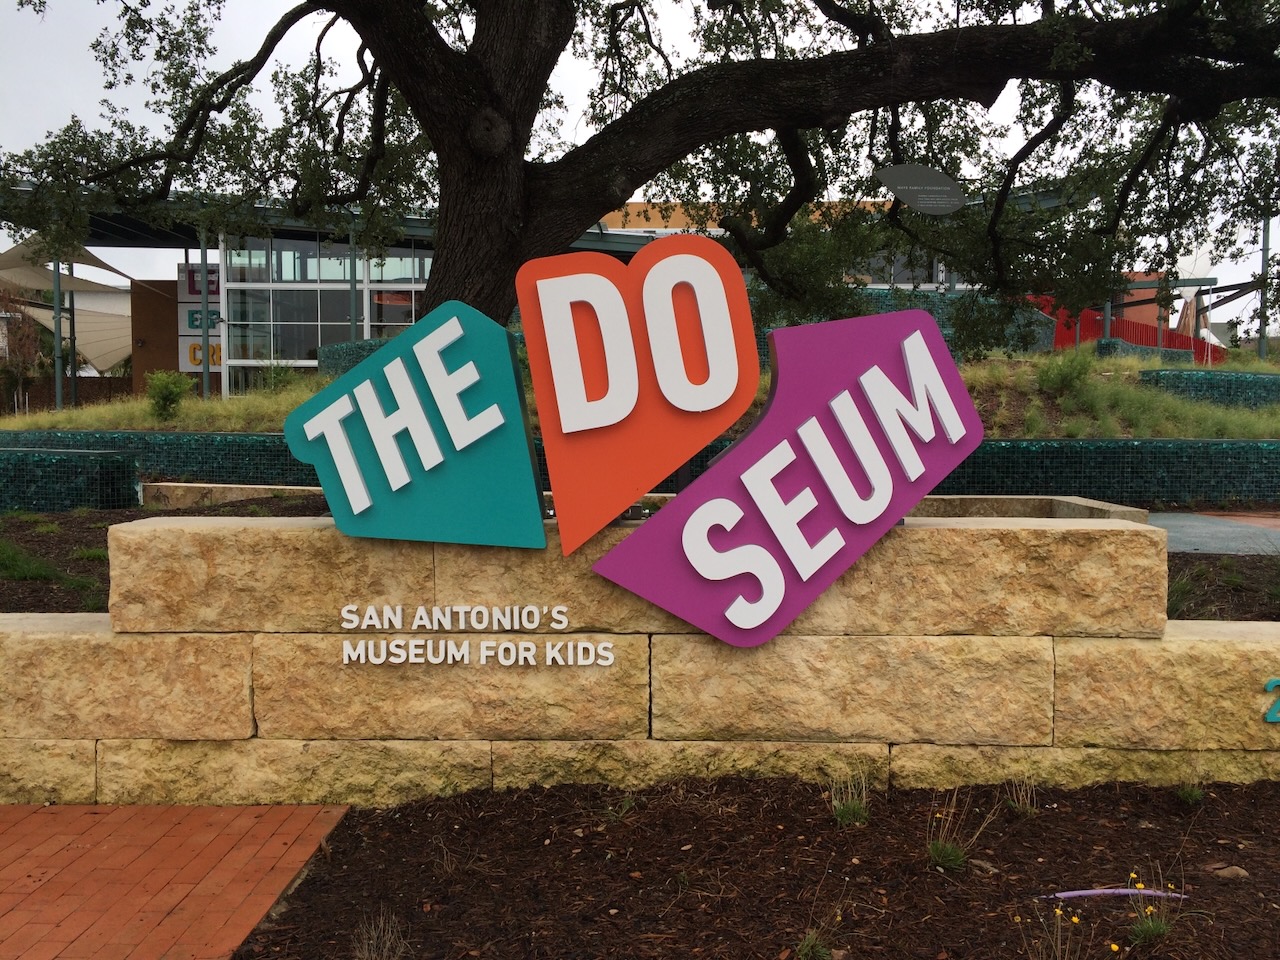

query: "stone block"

left=143, top=482, right=320, bottom=508
left=0, top=739, right=96, bottom=803
left=434, top=525, right=689, bottom=634
left=108, top=514, right=1163, bottom=639
left=96, top=739, right=491, bottom=805
left=0, top=614, right=251, bottom=739
left=253, top=633, right=649, bottom=740
left=788, top=518, right=1165, bottom=638
left=652, top=634, right=1053, bottom=745
left=109, top=517, right=435, bottom=633
left=1055, top=621, right=1280, bottom=750
left=492, top=741, right=888, bottom=790
left=890, top=743, right=1280, bottom=789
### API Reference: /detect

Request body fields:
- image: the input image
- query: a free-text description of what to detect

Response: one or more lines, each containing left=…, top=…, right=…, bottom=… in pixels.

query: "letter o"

left=642, top=253, right=740, bottom=412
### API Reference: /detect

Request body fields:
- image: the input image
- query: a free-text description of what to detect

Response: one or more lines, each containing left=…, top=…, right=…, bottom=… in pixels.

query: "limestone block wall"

left=3, top=511, right=1279, bottom=806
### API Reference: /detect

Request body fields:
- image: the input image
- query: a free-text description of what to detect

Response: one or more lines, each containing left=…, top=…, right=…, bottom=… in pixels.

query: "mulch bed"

left=230, top=778, right=1280, bottom=960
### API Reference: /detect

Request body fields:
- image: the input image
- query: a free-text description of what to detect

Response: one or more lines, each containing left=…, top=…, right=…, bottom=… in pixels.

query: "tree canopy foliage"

left=3, top=0, right=1279, bottom=337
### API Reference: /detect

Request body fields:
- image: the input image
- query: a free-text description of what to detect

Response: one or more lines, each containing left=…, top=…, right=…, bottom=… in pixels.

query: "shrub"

left=1036, top=350, right=1093, bottom=397
left=145, top=370, right=195, bottom=421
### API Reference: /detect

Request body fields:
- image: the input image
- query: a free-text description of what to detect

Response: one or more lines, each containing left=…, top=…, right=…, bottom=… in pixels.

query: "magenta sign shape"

left=592, top=310, right=984, bottom=647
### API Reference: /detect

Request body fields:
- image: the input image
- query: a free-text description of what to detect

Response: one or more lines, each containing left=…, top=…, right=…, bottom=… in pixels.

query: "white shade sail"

left=0, top=237, right=136, bottom=372
left=22, top=305, right=133, bottom=373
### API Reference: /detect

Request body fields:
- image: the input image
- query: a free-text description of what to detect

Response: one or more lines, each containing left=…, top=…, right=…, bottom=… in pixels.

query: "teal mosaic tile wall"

left=1095, top=338, right=1196, bottom=364
left=0, top=449, right=139, bottom=512
left=934, top=439, right=1280, bottom=505
left=1138, top=369, right=1280, bottom=409
left=3, top=432, right=1275, bottom=507
left=0, top=431, right=318, bottom=487
left=317, top=339, right=386, bottom=377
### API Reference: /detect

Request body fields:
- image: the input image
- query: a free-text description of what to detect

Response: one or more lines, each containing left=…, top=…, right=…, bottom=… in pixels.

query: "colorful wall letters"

left=592, top=311, right=984, bottom=646
left=516, top=236, right=759, bottom=554
left=285, top=301, right=546, bottom=548
left=287, top=237, right=984, bottom=646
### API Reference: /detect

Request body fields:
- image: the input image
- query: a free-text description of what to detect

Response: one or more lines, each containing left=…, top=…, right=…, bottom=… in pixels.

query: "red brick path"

left=0, top=804, right=346, bottom=960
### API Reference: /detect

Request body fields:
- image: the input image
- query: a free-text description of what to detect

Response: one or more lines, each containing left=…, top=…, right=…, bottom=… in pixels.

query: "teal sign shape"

left=284, top=301, right=546, bottom=548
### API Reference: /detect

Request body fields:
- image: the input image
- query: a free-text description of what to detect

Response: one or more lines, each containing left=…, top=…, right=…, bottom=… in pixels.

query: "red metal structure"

left=1033, top=296, right=1227, bottom=364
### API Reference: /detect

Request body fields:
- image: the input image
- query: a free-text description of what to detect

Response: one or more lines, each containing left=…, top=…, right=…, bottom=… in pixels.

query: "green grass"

left=0, top=539, right=62, bottom=580
left=69, top=547, right=109, bottom=562
left=927, top=839, right=967, bottom=871
left=794, top=929, right=832, bottom=960
left=2, top=349, right=1279, bottom=441
left=964, top=350, right=1280, bottom=439
left=1, top=538, right=107, bottom=611
left=0, top=378, right=324, bottom=433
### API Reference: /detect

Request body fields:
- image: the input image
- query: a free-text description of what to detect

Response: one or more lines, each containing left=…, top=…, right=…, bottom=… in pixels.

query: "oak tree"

left=3, top=0, right=1279, bottom=330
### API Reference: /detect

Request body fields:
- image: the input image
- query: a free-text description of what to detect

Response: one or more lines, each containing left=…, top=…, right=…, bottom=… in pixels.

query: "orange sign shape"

left=518, top=235, right=759, bottom=554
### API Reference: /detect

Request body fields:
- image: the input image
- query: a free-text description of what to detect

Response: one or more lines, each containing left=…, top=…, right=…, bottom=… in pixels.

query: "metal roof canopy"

left=3, top=187, right=652, bottom=259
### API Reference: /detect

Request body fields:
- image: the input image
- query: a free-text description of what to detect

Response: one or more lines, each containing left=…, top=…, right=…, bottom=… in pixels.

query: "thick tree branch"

left=83, top=2, right=319, bottom=198
left=528, top=10, right=1280, bottom=254
left=987, top=80, right=1076, bottom=288
left=1095, top=107, right=1178, bottom=238
left=719, top=129, right=820, bottom=300
left=810, top=0, right=891, bottom=44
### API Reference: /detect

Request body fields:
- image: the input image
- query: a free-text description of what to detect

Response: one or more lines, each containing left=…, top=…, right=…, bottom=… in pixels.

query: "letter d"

left=534, top=273, right=638, bottom=433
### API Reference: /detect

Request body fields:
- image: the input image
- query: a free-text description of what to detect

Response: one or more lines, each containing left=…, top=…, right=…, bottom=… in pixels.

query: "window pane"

left=320, top=323, right=357, bottom=346
left=371, top=245, right=416, bottom=282
left=318, top=241, right=358, bottom=282
left=227, top=324, right=272, bottom=361
left=275, top=324, right=320, bottom=361
left=272, top=290, right=317, bottom=325
left=226, top=237, right=269, bottom=283
left=319, top=289, right=357, bottom=325
left=371, top=289, right=425, bottom=331
left=226, top=290, right=270, bottom=360
left=272, top=235, right=320, bottom=282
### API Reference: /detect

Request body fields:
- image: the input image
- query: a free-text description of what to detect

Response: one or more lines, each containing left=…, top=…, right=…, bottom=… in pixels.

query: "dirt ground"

left=227, top=777, right=1280, bottom=960
left=5, top=497, right=1279, bottom=959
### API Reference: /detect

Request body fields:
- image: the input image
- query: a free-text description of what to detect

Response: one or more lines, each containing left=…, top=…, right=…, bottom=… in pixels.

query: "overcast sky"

left=0, top=2, right=1267, bottom=335
left=0, top=0, right=356, bottom=280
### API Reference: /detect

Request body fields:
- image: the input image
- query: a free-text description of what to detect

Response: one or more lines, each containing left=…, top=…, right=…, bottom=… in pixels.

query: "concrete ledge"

left=908, top=495, right=1147, bottom=523
left=96, top=739, right=491, bottom=805
left=252, top=633, right=650, bottom=740
left=143, top=482, right=321, bottom=508
left=1055, top=620, right=1280, bottom=750
left=0, top=615, right=251, bottom=740
left=652, top=634, right=1054, bottom=745
left=0, top=739, right=96, bottom=803
left=492, top=741, right=888, bottom=790
left=890, top=744, right=1280, bottom=789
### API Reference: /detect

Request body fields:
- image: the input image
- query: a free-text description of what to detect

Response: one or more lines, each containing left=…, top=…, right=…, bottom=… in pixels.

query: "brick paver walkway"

left=0, top=803, right=346, bottom=960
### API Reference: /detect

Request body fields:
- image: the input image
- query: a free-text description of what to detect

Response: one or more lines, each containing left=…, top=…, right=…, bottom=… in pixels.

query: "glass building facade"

left=219, top=231, right=432, bottom=394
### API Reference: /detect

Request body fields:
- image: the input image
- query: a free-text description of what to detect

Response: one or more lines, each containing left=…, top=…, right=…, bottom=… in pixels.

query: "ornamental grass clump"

left=828, top=769, right=871, bottom=827
left=1013, top=901, right=1093, bottom=960
left=1003, top=775, right=1039, bottom=818
left=1127, top=870, right=1178, bottom=947
left=926, top=788, right=999, bottom=872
